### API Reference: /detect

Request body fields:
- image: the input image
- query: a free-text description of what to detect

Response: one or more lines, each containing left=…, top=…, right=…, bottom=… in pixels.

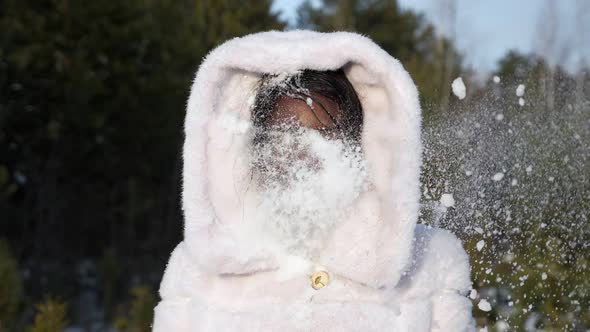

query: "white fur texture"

left=153, top=30, right=474, bottom=331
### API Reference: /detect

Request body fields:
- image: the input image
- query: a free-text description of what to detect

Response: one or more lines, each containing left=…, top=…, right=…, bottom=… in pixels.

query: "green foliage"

left=98, top=248, right=123, bottom=322
left=30, top=299, right=68, bottom=332
left=114, top=285, right=157, bottom=332
left=0, top=240, right=21, bottom=331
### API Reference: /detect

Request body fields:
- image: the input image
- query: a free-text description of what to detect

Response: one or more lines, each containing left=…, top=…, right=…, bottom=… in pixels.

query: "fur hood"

left=153, top=30, right=474, bottom=331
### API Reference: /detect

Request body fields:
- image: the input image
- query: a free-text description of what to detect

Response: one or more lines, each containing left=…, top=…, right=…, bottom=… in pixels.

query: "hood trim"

left=181, top=30, right=422, bottom=288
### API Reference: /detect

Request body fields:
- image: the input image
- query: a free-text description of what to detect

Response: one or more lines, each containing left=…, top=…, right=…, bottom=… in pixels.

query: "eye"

left=292, top=93, right=341, bottom=130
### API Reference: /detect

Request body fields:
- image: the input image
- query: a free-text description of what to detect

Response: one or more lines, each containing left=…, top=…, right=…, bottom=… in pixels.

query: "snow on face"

left=476, top=240, right=485, bottom=251
left=247, top=124, right=369, bottom=259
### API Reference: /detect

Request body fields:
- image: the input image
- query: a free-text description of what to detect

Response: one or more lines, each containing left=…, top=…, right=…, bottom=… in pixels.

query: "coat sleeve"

left=412, top=225, right=476, bottom=332
left=152, top=242, right=199, bottom=332
left=431, top=289, right=475, bottom=332
left=153, top=299, right=192, bottom=332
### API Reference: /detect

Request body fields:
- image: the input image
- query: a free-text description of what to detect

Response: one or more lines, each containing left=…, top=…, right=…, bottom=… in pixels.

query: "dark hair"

left=251, top=68, right=363, bottom=146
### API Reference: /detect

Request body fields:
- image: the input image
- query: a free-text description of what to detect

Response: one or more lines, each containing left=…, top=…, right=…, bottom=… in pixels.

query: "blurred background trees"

left=1, top=0, right=588, bottom=330
left=1, top=0, right=282, bottom=330
left=0, top=240, right=22, bottom=331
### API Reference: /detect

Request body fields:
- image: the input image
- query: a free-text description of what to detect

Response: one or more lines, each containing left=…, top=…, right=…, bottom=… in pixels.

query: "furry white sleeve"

left=411, top=225, right=476, bottom=332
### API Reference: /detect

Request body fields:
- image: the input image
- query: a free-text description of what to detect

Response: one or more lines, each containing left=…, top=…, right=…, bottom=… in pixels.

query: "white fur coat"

left=152, top=30, right=475, bottom=332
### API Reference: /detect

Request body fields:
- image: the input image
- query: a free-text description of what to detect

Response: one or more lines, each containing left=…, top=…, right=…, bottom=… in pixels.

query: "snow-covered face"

left=247, top=96, right=369, bottom=258
left=254, top=93, right=347, bottom=182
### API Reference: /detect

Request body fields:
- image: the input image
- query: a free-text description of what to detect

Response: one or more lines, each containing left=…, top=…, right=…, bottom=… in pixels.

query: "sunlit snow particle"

left=496, top=321, right=510, bottom=332
left=511, top=178, right=518, bottom=186
left=247, top=95, right=256, bottom=107
left=440, top=193, right=455, bottom=208
left=493, top=76, right=501, bottom=83
left=478, top=299, right=492, bottom=312
left=465, top=170, right=473, bottom=176
left=476, top=240, right=485, bottom=251
left=518, top=98, right=525, bottom=106
left=516, top=84, right=525, bottom=97
left=469, top=289, right=478, bottom=299
left=306, top=97, right=313, bottom=107
left=526, top=165, right=532, bottom=173
left=495, top=113, right=504, bottom=121
left=452, top=77, right=466, bottom=100
left=474, top=227, right=484, bottom=234
left=492, top=172, right=504, bottom=181
left=541, top=272, right=547, bottom=280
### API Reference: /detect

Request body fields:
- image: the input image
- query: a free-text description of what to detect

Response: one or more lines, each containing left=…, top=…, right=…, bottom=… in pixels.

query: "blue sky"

left=272, top=0, right=587, bottom=75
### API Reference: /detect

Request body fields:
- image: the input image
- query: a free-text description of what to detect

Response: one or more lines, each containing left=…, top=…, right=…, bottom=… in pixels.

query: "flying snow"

left=478, top=299, right=492, bottom=312
left=246, top=124, right=369, bottom=258
left=440, top=193, right=455, bottom=208
left=452, top=77, right=467, bottom=100
left=516, top=84, right=525, bottom=97
left=420, top=79, right=590, bottom=327
left=476, top=240, right=486, bottom=251
left=492, top=172, right=505, bottom=181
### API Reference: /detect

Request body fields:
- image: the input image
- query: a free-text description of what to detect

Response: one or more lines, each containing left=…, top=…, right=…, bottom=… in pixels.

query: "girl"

left=153, top=30, right=474, bottom=331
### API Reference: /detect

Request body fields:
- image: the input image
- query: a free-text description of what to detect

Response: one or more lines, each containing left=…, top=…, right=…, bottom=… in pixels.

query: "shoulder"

left=403, top=224, right=472, bottom=295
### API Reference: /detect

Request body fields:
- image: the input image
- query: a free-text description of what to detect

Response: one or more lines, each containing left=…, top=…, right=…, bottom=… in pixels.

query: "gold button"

left=311, top=271, right=330, bottom=290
